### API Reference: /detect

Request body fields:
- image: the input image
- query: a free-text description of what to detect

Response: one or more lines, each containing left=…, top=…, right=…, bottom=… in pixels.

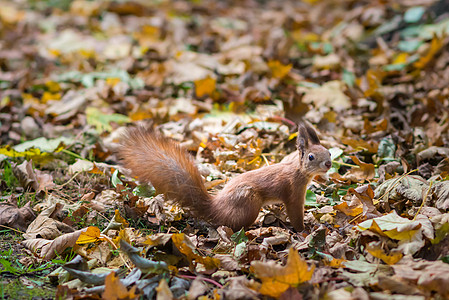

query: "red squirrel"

left=119, top=122, right=331, bottom=231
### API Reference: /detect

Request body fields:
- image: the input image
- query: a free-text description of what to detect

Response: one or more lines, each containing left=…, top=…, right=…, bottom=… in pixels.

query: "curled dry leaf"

left=12, top=160, right=38, bottom=190
left=22, top=228, right=85, bottom=260
left=432, top=181, right=449, bottom=210
left=348, top=184, right=382, bottom=218
left=375, top=175, right=429, bottom=206
left=0, top=199, right=35, bottom=232
left=23, top=203, right=74, bottom=240
left=342, top=156, right=375, bottom=183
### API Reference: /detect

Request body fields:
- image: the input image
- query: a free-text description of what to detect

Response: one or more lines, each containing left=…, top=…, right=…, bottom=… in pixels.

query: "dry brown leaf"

left=0, top=199, right=35, bottom=232
left=342, top=156, right=375, bottom=183
left=23, top=203, right=74, bottom=240
left=22, top=228, right=85, bottom=260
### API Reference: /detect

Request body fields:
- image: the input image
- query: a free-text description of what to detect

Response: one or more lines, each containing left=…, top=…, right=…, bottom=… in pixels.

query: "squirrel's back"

left=119, top=127, right=212, bottom=219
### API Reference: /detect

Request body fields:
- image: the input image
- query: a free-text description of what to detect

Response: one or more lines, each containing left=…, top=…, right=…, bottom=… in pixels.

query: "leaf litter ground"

left=1, top=0, right=449, bottom=299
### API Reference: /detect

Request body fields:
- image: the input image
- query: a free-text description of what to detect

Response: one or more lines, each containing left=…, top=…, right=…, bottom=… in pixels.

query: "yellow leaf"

left=48, top=49, right=61, bottom=57
left=358, top=69, right=385, bottom=98
left=366, top=243, right=403, bottom=265
left=114, top=209, right=129, bottom=228
left=41, top=92, right=61, bottom=104
left=106, top=77, right=121, bottom=87
left=155, top=279, right=173, bottom=300
left=267, top=60, right=292, bottom=79
left=133, top=25, right=160, bottom=48
left=251, top=248, right=314, bottom=298
left=0, top=146, right=53, bottom=164
left=194, top=77, right=216, bottom=98
left=76, top=226, right=105, bottom=244
left=102, top=271, right=139, bottom=300
left=357, top=211, right=421, bottom=241
left=393, top=52, right=408, bottom=65
left=171, top=233, right=220, bottom=271
left=45, top=81, right=61, bottom=93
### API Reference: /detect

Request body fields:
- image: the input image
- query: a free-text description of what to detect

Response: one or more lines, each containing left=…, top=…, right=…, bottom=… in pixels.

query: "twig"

left=413, top=180, right=433, bottom=220
left=376, top=168, right=418, bottom=203
left=178, top=274, right=224, bottom=288
left=332, top=161, right=359, bottom=168
left=261, top=154, right=270, bottom=166
left=0, top=224, right=24, bottom=234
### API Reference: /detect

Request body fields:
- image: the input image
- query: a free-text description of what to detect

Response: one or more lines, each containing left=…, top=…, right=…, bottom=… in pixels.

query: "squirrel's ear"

left=304, top=122, right=320, bottom=145
left=296, top=123, right=309, bottom=157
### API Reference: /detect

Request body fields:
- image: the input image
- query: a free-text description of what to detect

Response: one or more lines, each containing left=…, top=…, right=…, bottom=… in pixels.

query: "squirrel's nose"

left=325, top=161, right=332, bottom=169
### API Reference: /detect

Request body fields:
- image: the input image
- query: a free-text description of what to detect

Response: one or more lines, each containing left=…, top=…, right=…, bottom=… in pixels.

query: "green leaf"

left=342, top=69, right=355, bottom=87
left=404, top=6, right=425, bottom=23
left=234, top=241, right=247, bottom=259
left=231, top=228, right=248, bottom=244
left=377, top=137, right=396, bottom=159
left=13, top=136, right=73, bottom=153
left=305, top=189, right=318, bottom=207
left=111, top=169, right=123, bottom=188
left=86, top=107, right=130, bottom=133
left=329, top=147, right=344, bottom=160
left=383, top=63, right=407, bottom=71
left=132, top=185, right=156, bottom=197
left=398, top=39, right=423, bottom=52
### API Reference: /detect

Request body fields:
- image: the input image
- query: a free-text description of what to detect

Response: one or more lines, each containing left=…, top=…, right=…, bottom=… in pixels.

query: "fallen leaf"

left=194, top=77, right=216, bottom=98
left=102, top=271, right=139, bottom=300
left=23, top=203, right=74, bottom=240
left=365, top=241, right=403, bottom=265
left=267, top=60, right=292, bottom=79
left=0, top=199, right=35, bottom=232
left=155, top=278, right=173, bottom=300
left=251, top=248, right=314, bottom=298
left=22, top=228, right=85, bottom=260
left=171, top=233, right=220, bottom=272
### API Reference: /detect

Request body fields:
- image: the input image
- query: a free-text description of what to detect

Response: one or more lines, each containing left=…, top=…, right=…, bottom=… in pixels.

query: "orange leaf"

left=267, top=60, right=292, bottom=79
left=102, top=272, right=139, bottom=300
left=334, top=201, right=363, bottom=217
left=251, top=248, right=314, bottom=298
left=194, top=77, right=216, bottom=98
left=414, top=35, right=444, bottom=69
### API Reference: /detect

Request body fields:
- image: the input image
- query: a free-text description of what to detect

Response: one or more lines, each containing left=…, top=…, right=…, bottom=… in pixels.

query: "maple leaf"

left=251, top=248, right=314, bottom=298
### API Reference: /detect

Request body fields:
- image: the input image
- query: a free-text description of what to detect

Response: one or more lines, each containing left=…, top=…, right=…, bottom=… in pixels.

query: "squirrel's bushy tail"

left=119, top=127, right=212, bottom=219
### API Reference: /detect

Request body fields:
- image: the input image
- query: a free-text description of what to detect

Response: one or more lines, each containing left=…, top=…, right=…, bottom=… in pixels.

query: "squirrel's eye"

left=308, top=154, right=315, bottom=161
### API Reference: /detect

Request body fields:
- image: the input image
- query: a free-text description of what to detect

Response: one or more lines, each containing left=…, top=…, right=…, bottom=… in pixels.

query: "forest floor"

left=1, top=0, right=449, bottom=299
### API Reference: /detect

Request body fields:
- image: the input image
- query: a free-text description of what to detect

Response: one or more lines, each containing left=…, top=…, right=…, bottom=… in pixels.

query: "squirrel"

left=119, top=122, right=331, bottom=232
